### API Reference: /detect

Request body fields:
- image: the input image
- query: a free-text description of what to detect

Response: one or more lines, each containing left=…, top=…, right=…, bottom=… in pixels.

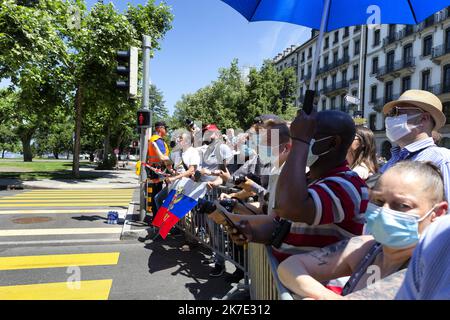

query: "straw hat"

left=383, top=89, right=446, bottom=131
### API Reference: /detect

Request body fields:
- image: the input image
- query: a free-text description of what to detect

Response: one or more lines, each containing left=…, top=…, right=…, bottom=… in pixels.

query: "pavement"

left=0, top=162, right=139, bottom=190
left=0, top=183, right=248, bottom=300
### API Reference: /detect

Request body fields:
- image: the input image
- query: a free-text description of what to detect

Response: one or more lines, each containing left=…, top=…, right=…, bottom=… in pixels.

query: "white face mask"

left=385, top=114, right=421, bottom=142
left=307, top=136, right=333, bottom=167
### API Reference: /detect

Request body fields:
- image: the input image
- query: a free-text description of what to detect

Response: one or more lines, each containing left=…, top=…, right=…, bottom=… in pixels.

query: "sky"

left=1, top=0, right=311, bottom=115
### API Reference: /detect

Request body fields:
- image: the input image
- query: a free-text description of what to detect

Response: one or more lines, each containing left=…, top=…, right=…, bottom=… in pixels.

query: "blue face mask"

left=364, top=202, right=435, bottom=249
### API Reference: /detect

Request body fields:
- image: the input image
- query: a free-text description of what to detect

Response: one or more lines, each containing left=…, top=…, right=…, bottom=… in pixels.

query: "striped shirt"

left=380, top=137, right=450, bottom=201
left=395, top=215, right=450, bottom=300
left=272, top=164, right=369, bottom=262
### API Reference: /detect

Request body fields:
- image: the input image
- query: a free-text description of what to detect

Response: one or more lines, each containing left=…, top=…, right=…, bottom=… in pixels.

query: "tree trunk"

left=21, top=135, right=33, bottom=162
left=53, top=150, right=59, bottom=159
left=72, top=84, right=83, bottom=178
left=103, top=125, right=110, bottom=163
left=1, top=150, right=5, bottom=158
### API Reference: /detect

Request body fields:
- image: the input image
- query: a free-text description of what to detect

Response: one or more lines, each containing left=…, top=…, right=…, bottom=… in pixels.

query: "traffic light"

left=137, top=109, right=151, bottom=128
left=116, top=46, right=138, bottom=97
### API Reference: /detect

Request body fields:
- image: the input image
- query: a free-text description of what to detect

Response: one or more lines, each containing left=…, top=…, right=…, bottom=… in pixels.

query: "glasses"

left=386, top=106, right=425, bottom=117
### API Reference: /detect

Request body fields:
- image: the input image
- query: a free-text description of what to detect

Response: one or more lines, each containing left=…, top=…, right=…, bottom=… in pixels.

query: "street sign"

left=345, top=95, right=360, bottom=105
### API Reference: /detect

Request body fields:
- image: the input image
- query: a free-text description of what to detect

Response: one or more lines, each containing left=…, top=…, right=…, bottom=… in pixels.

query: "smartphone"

left=213, top=200, right=247, bottom=240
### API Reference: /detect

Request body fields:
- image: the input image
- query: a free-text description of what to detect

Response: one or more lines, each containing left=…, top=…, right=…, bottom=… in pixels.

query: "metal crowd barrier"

left=175, top=185, right=294, bottom=300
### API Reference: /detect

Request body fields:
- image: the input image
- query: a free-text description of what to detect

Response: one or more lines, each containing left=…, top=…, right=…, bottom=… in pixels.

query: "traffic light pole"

left=139, top=35, right=152, bottom=222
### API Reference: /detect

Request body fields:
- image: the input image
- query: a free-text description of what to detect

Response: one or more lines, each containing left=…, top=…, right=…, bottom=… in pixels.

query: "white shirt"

left=182, top=146, right=201, bottom=168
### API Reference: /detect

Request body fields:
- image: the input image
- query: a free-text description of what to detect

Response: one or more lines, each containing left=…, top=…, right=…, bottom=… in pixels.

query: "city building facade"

left=273, top=7, right=450, bottom=159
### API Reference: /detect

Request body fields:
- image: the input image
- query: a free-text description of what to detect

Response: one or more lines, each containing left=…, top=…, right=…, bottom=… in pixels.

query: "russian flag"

left=152, top=177, right=207, bottom=239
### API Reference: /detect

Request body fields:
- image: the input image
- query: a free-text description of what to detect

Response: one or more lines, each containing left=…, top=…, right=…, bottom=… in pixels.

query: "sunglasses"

left=386, top=106, right=424, bottom=117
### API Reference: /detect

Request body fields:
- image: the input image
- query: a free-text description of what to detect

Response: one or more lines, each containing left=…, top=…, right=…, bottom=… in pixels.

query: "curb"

left=120, top=200, right=155, bottom=241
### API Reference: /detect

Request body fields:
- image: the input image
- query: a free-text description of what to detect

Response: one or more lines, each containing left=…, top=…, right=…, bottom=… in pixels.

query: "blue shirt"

left=395, top=215, right=450, bottom=300
left=380, top=137, right=450, bottom=201
left=155, top=139, right=166, bottom=155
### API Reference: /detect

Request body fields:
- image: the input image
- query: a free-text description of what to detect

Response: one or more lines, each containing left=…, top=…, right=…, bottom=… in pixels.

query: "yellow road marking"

left=1, top=196, right=132, bottom=199
left=0, top=199, right=130, bottom=203
left=0, top=203, right=129, bottom=207
left=0, top=279, right=113, bottom=300
left=22, top=190, right=134, bottom=193
left=0, top=228, right=122, bottom=236
left=0, top=209, right=125, bottom=215
left=0, top=252, right=120, bottom=271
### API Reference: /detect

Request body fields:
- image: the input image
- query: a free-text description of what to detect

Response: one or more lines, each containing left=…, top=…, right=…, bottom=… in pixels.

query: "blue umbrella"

left=221, top=0, right=450, bottom=113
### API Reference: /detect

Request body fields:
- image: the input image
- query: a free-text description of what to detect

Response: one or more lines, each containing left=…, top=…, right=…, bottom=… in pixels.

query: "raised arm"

left=277, top=237, right=374, bottom=299
left=275, top=111, right=317, bottom=224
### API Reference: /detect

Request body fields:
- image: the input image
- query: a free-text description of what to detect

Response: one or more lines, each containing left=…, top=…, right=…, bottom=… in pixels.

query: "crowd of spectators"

left=150, top=89, right=450, bottom=299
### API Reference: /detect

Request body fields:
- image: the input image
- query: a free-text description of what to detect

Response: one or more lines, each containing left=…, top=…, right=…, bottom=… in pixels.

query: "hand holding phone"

left=213, top=200, right=249, bottom=243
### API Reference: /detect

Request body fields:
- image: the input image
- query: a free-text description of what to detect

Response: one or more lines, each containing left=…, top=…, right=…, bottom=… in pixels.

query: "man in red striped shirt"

left=208, top=110, right=368, bottom=263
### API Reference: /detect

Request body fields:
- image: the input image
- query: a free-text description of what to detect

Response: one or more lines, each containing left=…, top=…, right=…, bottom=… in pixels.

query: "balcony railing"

left=318, top=55, right=350, bottom=75
left=432, top=44, right=450, bottom=60
left=397, top=25, right=414, bottom=41
left=426, top=84, right=450, bottom=95
left=376, top=58, right=416, bottom=78
left=321, top=80, right=349, bottom=95
left=372, top=94, right=401, bottom=112
left=383, top=34, right=397, bottom=46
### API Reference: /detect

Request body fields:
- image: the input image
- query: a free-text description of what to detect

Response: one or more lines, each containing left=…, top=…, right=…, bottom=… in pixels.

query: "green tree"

left=67, top=0, right=173, bottom=176
left=173, top=59, right=298, bottom=131
left=0, top=0, right=72, bottom=161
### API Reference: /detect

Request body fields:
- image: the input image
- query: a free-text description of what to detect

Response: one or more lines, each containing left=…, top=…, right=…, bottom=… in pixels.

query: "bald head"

left=316, top=110, right=356, bottom=154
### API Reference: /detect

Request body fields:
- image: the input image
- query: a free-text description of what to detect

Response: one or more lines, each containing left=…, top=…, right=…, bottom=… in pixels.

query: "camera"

left=196, top=198, right=237, bottom=214
left=233, top=172, right=261, bottom=186
left=185, top=119, right=194, bottom=129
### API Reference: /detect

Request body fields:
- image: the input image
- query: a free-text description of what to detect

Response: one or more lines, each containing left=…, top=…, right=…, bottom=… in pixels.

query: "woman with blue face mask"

left=277, top=161, right=447, bottom=300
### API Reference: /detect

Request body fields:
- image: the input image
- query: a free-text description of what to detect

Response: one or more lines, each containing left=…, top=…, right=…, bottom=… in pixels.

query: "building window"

left=389, top=25, right=396, bottom=38
left=331, top=97, right=336, bottom=109
left=373, top=29, right=381, bottom=46
left=301, top=68, right=305, bottom=80
left=322, top=98, right=327, bottom=110
left=343, top=27, right=349, bottom=38
left=352, top=89, right=358, bottom=98
left=372, top=57, right=379, bottom=74
left=340, top=95, right=346, bottom=111
left=342, top=69, right=348, bottom=82
left=353, top=64, right=359, bottom=80
left=343, top=46, right=349, bottom=58
left=354, top=39, right=360, bottom=55
left=324, top=55, right=329, bottom=67
left=385, top=81, right=394, bottom=101
left=354, top=25, right=361, bottom=33
left=308, top=64, right=312, bottom=75
left=324, top=36, right=329, bottom=49
left=404, top=44, right=413, bottom=65
left=387, top=51, right=395, bottom=72
left=322, top=78, right=327, bottom=89
left=443, top=65, right=450, bottom=93
left=334, top=31, right=339, bottom=44
left=333, top=51, right=338, bottom=63
left=446, top=28, right=450, bottom=51
left=402, top=76, right=411, bottom=92
left=332, top=74, right=337, bottom=88
left=422, top=70, right=431, bottom=91
left=371, top=85, right=377, bottom=102
left=369, top=113, right=377, bottom=131
left=423, top=35, right=433, bottom=56
left=308, top=47, right=312, bottom=58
